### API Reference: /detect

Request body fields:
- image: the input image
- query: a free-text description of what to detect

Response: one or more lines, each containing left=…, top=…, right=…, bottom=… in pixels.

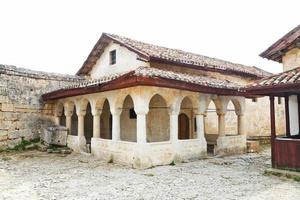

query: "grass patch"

left=265, top=168, right=300, bottom=182
left=9, top=138, right=40, bottom=151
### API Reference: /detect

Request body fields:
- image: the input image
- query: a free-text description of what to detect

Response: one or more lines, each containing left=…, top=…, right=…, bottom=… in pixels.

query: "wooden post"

left=270, top=96, right=276, bottom=168
left=298, top=95, right=300, bottom=136
left=284, top=95, right=290, bottom=137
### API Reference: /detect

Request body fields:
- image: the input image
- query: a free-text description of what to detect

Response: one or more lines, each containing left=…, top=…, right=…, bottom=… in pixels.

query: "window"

left=252, top=98, right=257, bottom=102
left=109, top=50, right=116, bottom=65
left=129, top=108, right=137, bottom=119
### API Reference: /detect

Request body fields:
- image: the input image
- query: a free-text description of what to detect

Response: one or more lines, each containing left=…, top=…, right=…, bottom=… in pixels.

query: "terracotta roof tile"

left=134, top=67, right=240, bottom=89
left=77, top=33, right=271, bottom=78
left=248, top=67, right=300, bottom=88
left=59, top=67, right=240, bottom=93
left=105, top=33, right=271, bottom=78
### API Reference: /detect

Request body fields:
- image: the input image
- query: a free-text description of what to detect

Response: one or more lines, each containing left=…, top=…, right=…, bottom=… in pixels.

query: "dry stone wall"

left=0, top=65, right=82, bottom=149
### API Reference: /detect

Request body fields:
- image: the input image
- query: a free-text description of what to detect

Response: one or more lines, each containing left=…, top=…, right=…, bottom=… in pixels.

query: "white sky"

left=0, top=0, right=299, bottom=75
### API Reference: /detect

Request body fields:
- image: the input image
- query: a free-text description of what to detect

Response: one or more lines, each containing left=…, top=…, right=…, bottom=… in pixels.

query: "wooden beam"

left=270, top=96, right=276, bottom=168
left=285, top=95, right=290, bottom=137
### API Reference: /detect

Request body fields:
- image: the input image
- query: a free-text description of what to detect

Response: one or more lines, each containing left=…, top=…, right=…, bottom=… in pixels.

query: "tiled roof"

left=63, top=71, right=129, bottom=89
left=260, top=25, right=300, bottom=62
left=51, top=66, right=241, bottom=93
left=44, top=66, right=242, bottom=100
left=247, top=67, right=300, bottom=89
left=77, top=33, right=271, bottom=78
left=134, top=67, right=240, bottom=89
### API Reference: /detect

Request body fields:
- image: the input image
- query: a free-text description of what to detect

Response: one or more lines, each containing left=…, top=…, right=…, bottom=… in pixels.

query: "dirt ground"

left=0, top=146, right=299, bottom=200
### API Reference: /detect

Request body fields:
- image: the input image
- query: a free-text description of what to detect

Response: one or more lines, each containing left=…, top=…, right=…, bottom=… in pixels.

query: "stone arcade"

left=40, top=33, right=283, bottom=168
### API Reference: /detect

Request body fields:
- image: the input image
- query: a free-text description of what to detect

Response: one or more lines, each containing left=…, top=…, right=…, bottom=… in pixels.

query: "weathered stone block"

left=0, top=120, right=11, bottom=130
left=41, top=126, right=68, bottom=146
left=7, top=130, right=20, bottom=140
left=1, top=103, right=14, bottom=112
left=0, top=130, right=8, bottom=141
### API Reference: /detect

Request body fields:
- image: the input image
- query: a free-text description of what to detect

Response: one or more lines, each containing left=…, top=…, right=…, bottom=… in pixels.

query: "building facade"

left=40, top=33, right=285, bottom=168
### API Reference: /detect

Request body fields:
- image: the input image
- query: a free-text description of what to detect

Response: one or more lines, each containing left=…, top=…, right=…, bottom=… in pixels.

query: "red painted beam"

left=298, top=95, right=300, bottom=136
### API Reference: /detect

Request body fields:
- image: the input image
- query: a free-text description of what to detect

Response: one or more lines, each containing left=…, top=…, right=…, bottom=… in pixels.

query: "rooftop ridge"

left=102, top=33, right=271, bottom=78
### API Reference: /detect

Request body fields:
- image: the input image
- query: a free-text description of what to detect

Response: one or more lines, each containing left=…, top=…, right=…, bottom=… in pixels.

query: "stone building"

left=36, top=33, right=285, bottom=168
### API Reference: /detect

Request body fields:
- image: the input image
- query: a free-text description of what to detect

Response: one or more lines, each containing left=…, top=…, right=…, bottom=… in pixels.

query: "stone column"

left=136, top=112, right=147, bottom=144
left=195, top=113, right=206, bottom=141
left=93, top=114, right=101, bottom=138
left=217, top=112, right=226, bottom=136
left=112, top=109, right=121, bottom=141
left=64, top=104, right=74, bottom=134
left=169, top=111, right=179, bottom=143
left=54, top=116, right=60, bottom=125
left=65, top=115, right=72, bottom=135
left=92, top=109, right=102, bottom=138
left=237, top=114, right=246, bottom=135
left=77, top=113, right=85, bottom=137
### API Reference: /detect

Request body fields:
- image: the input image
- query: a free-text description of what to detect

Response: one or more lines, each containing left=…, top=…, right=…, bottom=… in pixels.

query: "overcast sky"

left=0, top=0, right=299, bottom=75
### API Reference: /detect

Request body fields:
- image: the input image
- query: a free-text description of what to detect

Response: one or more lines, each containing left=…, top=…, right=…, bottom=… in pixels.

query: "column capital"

left=193, top=109, right=206, bottom=115
left=77, top=111, right=86, bottom=117
left=92, top=108, right=102, bottom=116
left=134, top=103, right=149, bottom=115
left=168, top=109, right=180, bottom=115
left=216, top=111, right=226, bottom=116
left=64, top=110, right=73, bottom=117
left=111, top=108, right=122, bottom=116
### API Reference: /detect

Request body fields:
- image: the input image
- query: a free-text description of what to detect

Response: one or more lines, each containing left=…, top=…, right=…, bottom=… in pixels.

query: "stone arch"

left=120, top=95, right=136, bottom=142
left=59, top=106, right=66, bottom=127
left=147, top=94, right=170, bottom=142
left=65, top=101, right=78, bottom=136
left=75, top=98, right=90, bottom=114
left=204, top=99, right=219, bottom=136
left=71, top=104, right=78, bottom=136
left=55, top=102, right=64, bottom=117
left=178, top=96, right=194, bottom=139
left=100, top=99, right=112, bottom=139
left=148, top=91, right=174, bottom=108
left=225, top=100, right=238, bottom=135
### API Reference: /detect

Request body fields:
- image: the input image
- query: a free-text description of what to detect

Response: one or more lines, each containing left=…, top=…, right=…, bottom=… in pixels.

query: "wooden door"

left=178, top=113, right=190, bottom=139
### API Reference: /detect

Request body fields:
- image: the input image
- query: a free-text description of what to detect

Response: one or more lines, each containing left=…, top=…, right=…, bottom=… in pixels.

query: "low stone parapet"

left=90, top=138, right=207, bottom=169
left=216, top=135, right=247, bottom=155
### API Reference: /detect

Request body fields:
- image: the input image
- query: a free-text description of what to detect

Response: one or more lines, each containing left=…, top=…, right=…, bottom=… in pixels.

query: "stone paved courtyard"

left=0, top=146, right=299, bottom=200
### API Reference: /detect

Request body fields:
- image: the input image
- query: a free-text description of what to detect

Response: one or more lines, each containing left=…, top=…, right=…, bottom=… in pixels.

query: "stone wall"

left=0, top=65, right=82, bottom=149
